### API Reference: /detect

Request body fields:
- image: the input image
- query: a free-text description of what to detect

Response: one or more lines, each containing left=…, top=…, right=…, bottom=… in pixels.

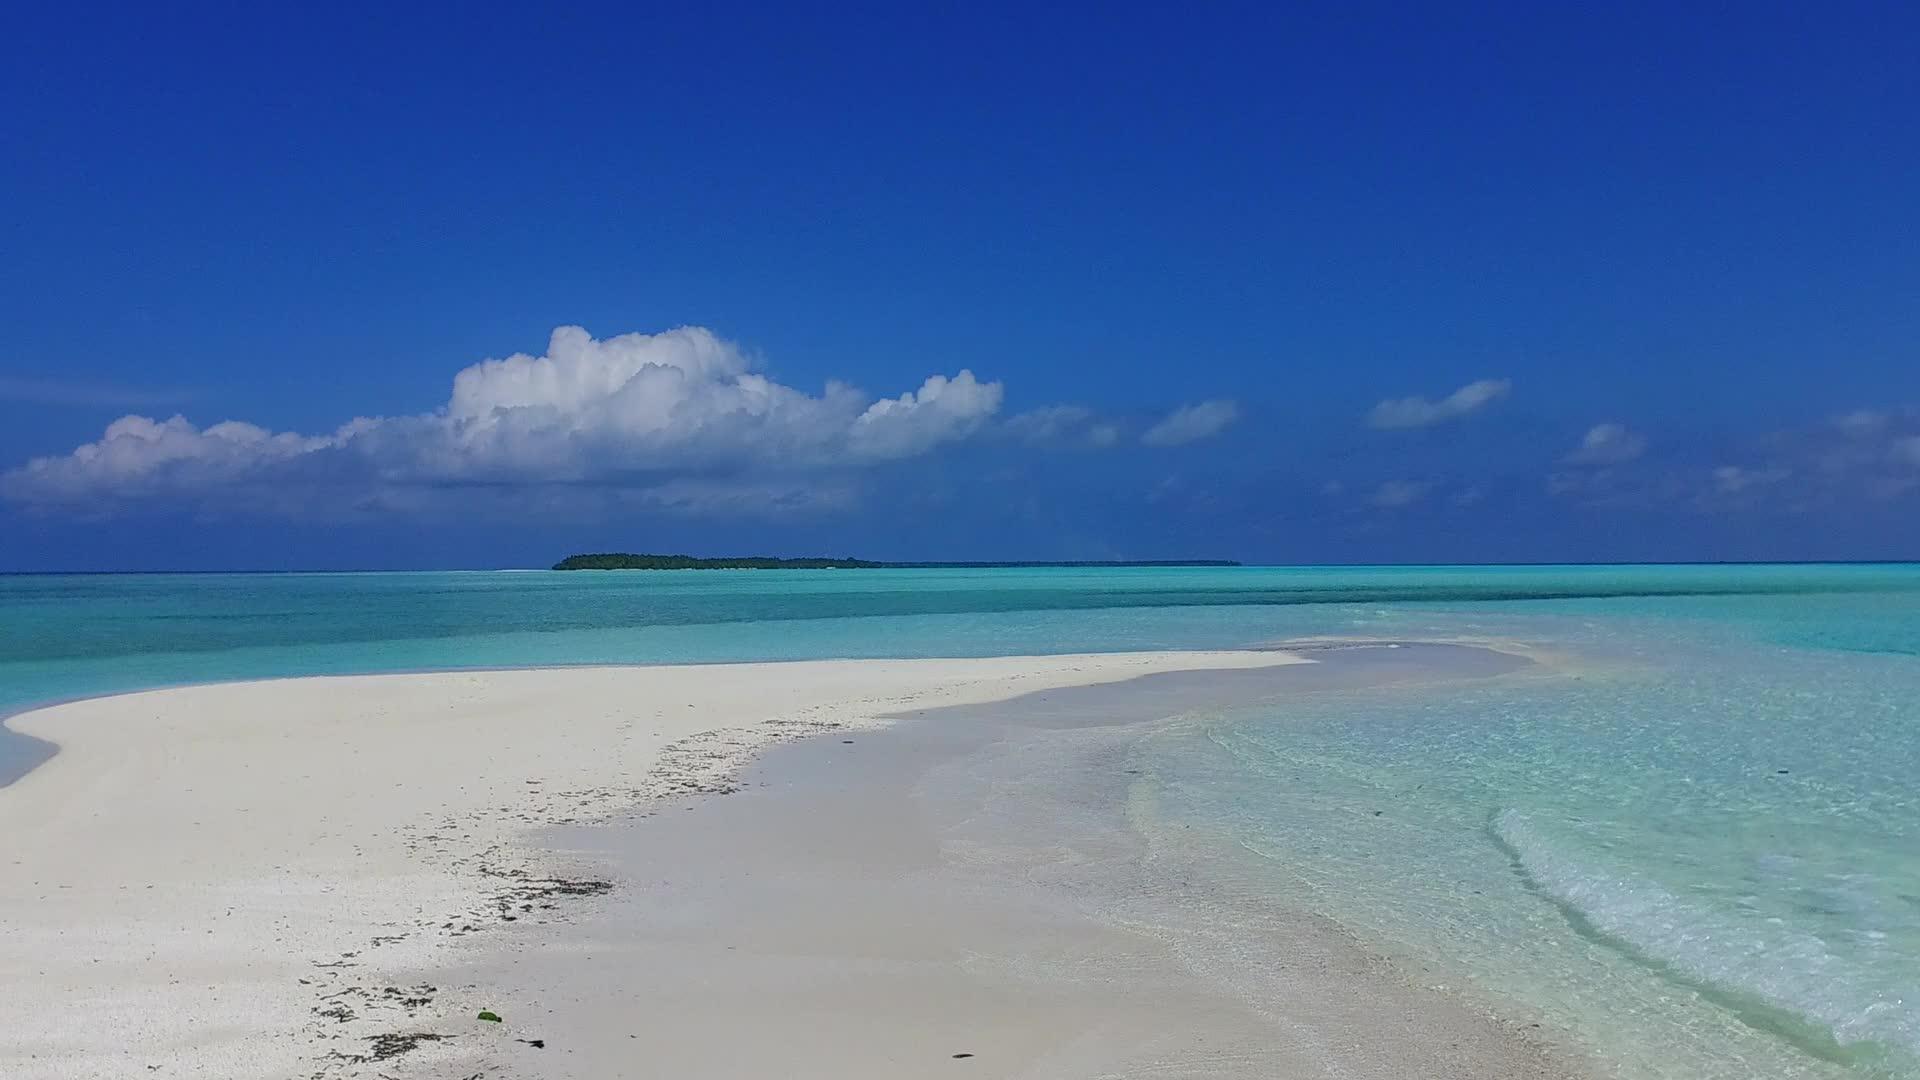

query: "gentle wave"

left=1493, top=808, right=1920, bottom=1061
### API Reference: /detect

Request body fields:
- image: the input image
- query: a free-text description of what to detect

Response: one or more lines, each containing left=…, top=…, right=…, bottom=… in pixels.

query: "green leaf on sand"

left=478, top=1010, right=502, bottom=1022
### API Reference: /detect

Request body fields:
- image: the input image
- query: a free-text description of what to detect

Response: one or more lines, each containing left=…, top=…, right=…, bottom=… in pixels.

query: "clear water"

left=1139, top=595, right=1920, bottom=1078
left=4, top=564, right=1920, bottom=1076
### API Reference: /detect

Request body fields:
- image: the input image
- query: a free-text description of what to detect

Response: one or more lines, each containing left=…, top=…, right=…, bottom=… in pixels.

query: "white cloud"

left=623, top=476, right=860, bottom=515
left=1002, top=405, right=1121, bottom=448
left=1893, top=436, right=1920, bottom=468
left=1550, top=407, right=1920, bottom=511
left=1837, top=409, right=1889, bottom=436
left=2, top=325, right=1004, bottom=512
left=1141, top=399, right=1240, bottom=447
left=1367, top=378, right=1511, bottom=430
left=4, top=415, right=332, bottom=504
left=846, top=370, right=1002, bottom=459
left=1564, top=422, right=1647, bottom=465
left=1369, top=479, right=1430, bottom=507
left=1712, top=465, right=1790, bottom=494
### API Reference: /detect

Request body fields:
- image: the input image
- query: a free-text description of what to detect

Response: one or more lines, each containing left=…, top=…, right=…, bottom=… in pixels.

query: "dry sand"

left=0, top=651, right=1305, bottom=1079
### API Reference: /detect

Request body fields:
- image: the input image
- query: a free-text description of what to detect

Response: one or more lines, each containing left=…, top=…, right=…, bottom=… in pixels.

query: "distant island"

left=552, top=553, right=1240, bottom=571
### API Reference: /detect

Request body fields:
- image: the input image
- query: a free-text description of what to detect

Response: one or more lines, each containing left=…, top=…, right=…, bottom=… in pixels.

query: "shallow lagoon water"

left=1141, top=609, right=1920, bottom=1078
left=4, top=564, right=1919, bottom=1076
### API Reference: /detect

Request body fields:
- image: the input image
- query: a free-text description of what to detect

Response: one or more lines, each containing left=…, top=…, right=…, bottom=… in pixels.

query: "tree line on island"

left=552, top=553, right=1241, bottom=570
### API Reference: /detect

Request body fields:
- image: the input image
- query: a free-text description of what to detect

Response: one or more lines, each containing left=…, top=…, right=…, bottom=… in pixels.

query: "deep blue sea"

left=5, top=564, right=1920, bottom=1077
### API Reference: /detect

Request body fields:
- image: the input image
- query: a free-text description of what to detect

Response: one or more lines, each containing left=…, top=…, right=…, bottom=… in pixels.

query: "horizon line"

left=5, top=558, right=1920, bottom=576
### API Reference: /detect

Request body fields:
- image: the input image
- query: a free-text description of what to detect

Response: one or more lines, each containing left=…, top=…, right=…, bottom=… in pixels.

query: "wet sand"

left=417, top=644, right=1593, bottom=1079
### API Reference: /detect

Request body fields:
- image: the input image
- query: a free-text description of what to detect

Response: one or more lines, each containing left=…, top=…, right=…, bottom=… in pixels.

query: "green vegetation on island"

left=551, top=553, right=1240, bottom=571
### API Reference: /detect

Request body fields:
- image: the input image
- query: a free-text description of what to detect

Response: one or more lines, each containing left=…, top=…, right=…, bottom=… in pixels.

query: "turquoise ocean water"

left=5, top=564, right=1920, bottom=1076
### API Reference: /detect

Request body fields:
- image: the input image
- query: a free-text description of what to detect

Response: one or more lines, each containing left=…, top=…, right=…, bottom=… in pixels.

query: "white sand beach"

left=0, top=652, right=1309, bottom=1080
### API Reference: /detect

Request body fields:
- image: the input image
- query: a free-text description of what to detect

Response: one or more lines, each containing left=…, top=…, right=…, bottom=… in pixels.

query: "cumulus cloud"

left=1564, top=422, right=1647, bottom=466
left=1141, top=399, right=1240, bottom=447
left=845, top=370, right=1003, bottom=459
left=4, top=415, right=334, bottom=506
left=2, top=325, right=1004, bottom=514
left=1367, top=378, right=1510, bottom=430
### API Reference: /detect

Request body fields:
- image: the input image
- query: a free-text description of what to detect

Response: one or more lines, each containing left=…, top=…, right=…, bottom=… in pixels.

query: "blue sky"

left=3, top=3, right=1918, bottom=569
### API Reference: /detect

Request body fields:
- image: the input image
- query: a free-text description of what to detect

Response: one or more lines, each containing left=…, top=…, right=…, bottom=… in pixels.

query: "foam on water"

left=1494, top=808, right=1920, bottom=1064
